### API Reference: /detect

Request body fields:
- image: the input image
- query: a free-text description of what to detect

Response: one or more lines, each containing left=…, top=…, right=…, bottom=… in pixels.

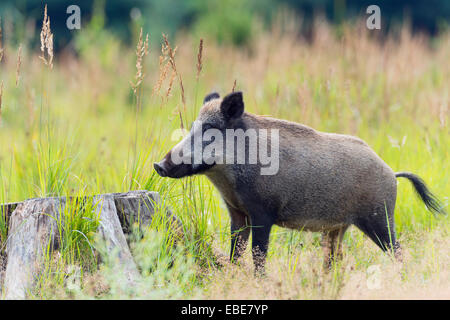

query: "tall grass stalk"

left=129, top=28, right=149, bottom=190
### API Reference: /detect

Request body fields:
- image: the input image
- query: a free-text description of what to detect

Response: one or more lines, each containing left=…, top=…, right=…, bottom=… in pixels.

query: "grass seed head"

left=131, top=28, right=150, bottom=95
left=162, top=34, right=185, bottom=128
left=196, top=38, right=204, bottom=80
left=165, top=70, right=177, bottom=101
left=152, top=53, right=170, bottom=98
left=39, top=4, right=54, bottom=69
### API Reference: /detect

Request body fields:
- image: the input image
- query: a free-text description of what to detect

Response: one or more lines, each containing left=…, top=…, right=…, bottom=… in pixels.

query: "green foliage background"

left=1, top=0, right=449, bottom=49
left=0, top=0, right=448, bottom=300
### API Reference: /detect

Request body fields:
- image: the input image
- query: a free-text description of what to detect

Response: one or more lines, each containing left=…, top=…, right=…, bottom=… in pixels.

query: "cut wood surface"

left=114, top=190, right=160, bottom=232
left=0, top=202, right=19, bottom=219
left=114, top=190, right=183, bottom=236
left=0, top=190, right=179, bottom=300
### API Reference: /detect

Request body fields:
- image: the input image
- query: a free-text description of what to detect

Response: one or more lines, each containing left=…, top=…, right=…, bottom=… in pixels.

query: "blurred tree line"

left=0, top=0, right=449, bottom=49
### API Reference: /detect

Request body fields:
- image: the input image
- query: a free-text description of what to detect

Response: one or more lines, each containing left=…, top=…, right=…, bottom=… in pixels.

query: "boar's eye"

left=202, top=123, right=214, bottom=132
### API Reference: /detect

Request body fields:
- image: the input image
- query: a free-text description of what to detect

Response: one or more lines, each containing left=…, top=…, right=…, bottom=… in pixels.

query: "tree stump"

left=113, top=191, right=183, bottom=237
left=0, top=202, right=19, bottom=219
left=0, top=190, right=180, bottom=300
left=3, top=198, right=63, bottom=299
left=93, top=194, right=141, bottom=284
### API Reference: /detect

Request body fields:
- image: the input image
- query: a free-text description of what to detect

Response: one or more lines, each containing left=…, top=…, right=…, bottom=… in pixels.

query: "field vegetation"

left=0, top=12, right=448, bottom=299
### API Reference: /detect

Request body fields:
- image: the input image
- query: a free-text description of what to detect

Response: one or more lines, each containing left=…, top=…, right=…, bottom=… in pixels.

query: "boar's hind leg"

left=228, top=205, right=250, bottom=263
left=354, top=212, right=402, bottom=261
left=321, top=226, right=349, bottom=269
left=250, top=214, right=275, bottom=275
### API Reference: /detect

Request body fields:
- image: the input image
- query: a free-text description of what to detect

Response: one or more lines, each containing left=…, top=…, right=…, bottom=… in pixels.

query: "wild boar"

left=154, top=91, right=446, bottom=272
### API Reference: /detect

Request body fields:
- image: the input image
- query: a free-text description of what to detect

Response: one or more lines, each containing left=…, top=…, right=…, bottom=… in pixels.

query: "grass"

left=0, top=14, right=448, bottom=299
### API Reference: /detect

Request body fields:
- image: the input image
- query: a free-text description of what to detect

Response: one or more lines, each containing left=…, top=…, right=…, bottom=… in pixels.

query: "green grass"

left=0, top=20, right=448, bottom=299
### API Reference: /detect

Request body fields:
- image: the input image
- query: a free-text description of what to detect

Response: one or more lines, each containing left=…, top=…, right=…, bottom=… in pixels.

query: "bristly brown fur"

left=156, top=91, right=446, bottom=273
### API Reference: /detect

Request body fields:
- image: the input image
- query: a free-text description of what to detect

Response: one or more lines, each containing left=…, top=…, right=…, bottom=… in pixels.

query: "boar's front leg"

left=228, top=204, right=250, bottom=263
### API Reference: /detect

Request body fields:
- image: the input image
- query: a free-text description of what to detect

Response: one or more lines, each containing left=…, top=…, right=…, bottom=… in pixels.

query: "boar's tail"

left=396, top=172, right=447, bottom=215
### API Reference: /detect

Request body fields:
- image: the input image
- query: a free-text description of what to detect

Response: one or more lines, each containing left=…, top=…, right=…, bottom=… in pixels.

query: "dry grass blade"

left=439, top=103, right=447, bottom=128
left=231, top=79, right=237, bottom=92
left=0, top=81, right=3, bottom=123
left=196, top=38, right=203, bottom=80
left=16, top=45, right=22, bottom=87
left=165, top=70, right=176, bottom=102
left=39, top=4, right=54, bottom=69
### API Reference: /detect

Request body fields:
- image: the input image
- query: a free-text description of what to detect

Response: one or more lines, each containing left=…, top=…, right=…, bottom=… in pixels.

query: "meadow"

left=0, top=16, right=448, bottom=299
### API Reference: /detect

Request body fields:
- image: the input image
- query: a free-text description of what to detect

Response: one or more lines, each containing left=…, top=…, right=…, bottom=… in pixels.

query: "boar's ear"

left=203, top=92, right=220, bottom=104
left=220, top=91, right=244, bottom=120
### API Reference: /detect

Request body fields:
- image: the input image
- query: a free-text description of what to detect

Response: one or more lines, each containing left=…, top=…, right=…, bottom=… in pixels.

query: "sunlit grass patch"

left=0, top=16, right=448, bottom=298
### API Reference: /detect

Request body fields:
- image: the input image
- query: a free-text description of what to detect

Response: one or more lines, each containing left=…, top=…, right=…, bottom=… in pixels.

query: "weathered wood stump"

left=3, top=198, right=63, bottom=299
left=0, top=190, right=180, bottom=300
left=0, top=202, right=19, bottom=219
left=114, top=191, right=183, bottom=237
left=94, top=194, right=141, bottom=284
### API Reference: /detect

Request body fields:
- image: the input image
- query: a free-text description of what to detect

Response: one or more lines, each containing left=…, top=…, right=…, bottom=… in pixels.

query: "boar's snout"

left=154, top=152, right=175, bottom=177
left=154, top=152, right=193, bottom=179
left=153, top=160, right=169, bottom=177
